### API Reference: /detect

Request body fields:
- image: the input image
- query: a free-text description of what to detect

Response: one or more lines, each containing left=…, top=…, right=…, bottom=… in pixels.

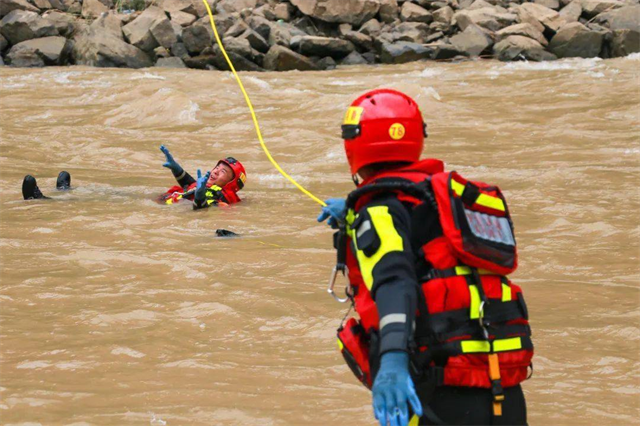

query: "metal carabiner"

left=478, top=300, right=489, bottom=339
left=327, top=264, right=352, bottom=303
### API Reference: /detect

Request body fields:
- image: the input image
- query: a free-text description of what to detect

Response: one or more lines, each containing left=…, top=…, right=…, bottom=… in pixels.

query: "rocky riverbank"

left=0, top=0, right=638, bottom=70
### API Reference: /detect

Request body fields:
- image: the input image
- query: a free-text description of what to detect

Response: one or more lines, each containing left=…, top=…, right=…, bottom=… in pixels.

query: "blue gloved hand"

left=372, top=351, right=423, bottom=426
left=317, top=198, right=346, bottom=229
left=160, top=145, right=183, bottom=174
left=194, top=169, right=211, bottom=203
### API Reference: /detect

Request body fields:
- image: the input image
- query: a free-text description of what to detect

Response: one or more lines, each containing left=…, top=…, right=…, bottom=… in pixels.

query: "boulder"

left=273, top=3, right=294, bottom=21
left=263, top=44, right=319, bottom=70
left=268, top=23, right=292, bottom=46
left=580, top=0, right=623, bottom=18
left=90, top=11, right=123, bottom=40
left=184, top=53, right=216, bottom=69
left=467, top=0, right=498, bottom=10
left=0, top=55, right=4, bottom=65
left=73, top=27, right=152, bottom=68
left=188, top=0, right=215, bottom=18
left=6, top=35, right=71, bottom=66
left=433, top=6, right=454, bottom=24
left=390, top=22, right=430, bottom=43
left=315, top=56, right=337, bottom=69
left=213, top=47, right=264, bottom=71
left=379, top=0, right=399, bottom=23
left=154, top=45, right=171, bottom=57
left=0, top=0, right=40, bottom=18
left=548, top=21, right=604, bottom=57
left=380, top=41, right=432, bottom=63
left=123, top=6, right=168, bottom=52
left=534, top=0, right=560, bottom=10
left=401, top=2, right=433, bottom=23
left=81, top=0, right=113, bottom=20
left=595, top=5, right=639, bottom=31
left=225, top=20, right=249, bottom=38
left=0, top=10, right=58, bottom=45
left=517, top=2, right=566, bottom=34
left=171, top=10, right=197, bottom=27
left=182, top=23, right=212, bottom=54
left=0, top=34, right=7, bottom=51
left=496, top=22, right=548, bottom=46
left=222, top=35, right=253, bottom=58
left=343, top=30, right=374, bottom=51
left=289, top=0, right=381, bottom=26
left=450, top=23, right=493, bottom=56
left=296, top=35, right=355, bottom=58
left=155, top=56, right=187, bottom=68
left=217, top=0, right=259, bottom=14
left=454, top=7, right=517, bottom=32
left=359, top=18, right=382, bottom=36
left=150, top=17, right=178, bottom=49
left=559, top=1, right=583, bottom=23
left=238, top=28, right=269, bottom=53
left=170, top=41, right=189, bottom=59
left=42, top=10, right=77, bottom=37
left=157, top=0, right=199, bottom=16
left=493, top=34, right=557, bottom=60
left=247, top=15, right=272, bottom=39
left=340, top=50, right=368, bottom=64
left=32, top=0, right=54, bottom=10
left=611, top=29, right=639, bottom=56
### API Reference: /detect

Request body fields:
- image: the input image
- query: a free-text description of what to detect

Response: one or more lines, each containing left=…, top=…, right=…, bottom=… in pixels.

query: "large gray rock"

left=496, top=23, right=548, bottom=46
left=535, top=0, right=560, bottom=10
left=212, top=45, right=264, bottom=71
left=296, top=35, right=355, bottom=58
left=188, top=0, right=215, bottom=18
left=559, top=1, right=583, bottom=23
left=401, top=2, right=433, bottom=23
left=343, top=30, right=374, bottom=51
left=42, top=10, right=77, bottom=37
left=171, top=10, right=197, bottom=27
left=157, top=0, right=199, bottom=16
left=217, top=0, right=259, bottom=14
left=580, top=0, right=623, bottom=18
left=155, top=56, right=187, bottom=68
left=595, top=5, right=640, bottom=31
left=6, top=36, right=71, bottom=66
left=0, top=34, right=7, bottom=51
left=454, top=7, right=517, bottom=31
left=238, top=28, right=269, bottom=53
left=340, top=50, right=368, bottom=65
left=0, top=0, right=39, bottom=18
left=81, top=0, right=113, bottom=19
left=150, top=17, right=178, bottom=49
left=73, top=27, right=152, bottom=68
left=359, top=18, right=382, bottom=36
left=433, top=6, right=454, bottom=24
left=123, top=6, right=168, bottom=52
left=389, top=22, right=430, bottom=43
left=90, top=11, right=123, bottom=40
left=379, top=0, right=399, bottom=23
left=289, top=0, right=381, bottom=26
left=450, top=23, right=493, bottom=56
left=263, top=44, right=318, bottom=70
left=222, top=35, right=253, bottom=58
left=246, top=15, right=272, bottom=40
left=380, top=41, right=432, bottom=63
left=182, top=24, right=212, bottom=54
left=493, top=34, right=557, bottom=60
left=611, top=29, right=639, bottom=56
left=268, top=23, right=292, bottom=46
left=517, top=2, right=566, bottom=34
left=0, top=10, right=58, bottom=45
left=549, top=21, right=604, bottom=57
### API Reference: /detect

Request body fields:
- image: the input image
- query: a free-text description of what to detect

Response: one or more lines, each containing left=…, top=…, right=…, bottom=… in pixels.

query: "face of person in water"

left=207, top=162, right=234, bottom=187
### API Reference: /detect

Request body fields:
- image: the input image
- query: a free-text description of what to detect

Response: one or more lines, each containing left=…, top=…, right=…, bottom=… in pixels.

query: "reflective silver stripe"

left=379, top=313, right=406, bottom=330
left=176, top=170, right=186, bottom=180
left=356, top=219, right=371, bottom=239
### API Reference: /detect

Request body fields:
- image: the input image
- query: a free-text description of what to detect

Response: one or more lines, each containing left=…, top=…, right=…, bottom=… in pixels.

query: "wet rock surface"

left=0, top=0, right=637, bottom=70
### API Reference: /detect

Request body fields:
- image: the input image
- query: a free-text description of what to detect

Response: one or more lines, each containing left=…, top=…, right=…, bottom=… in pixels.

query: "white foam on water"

left=587, top=71, right=605, bottom=78
left=423, top=86, right=442, bottom=101
left=178, top=100, right=200, bottom=124
left=328, top=80, right=360, bottom=86
left=245, top=76, right=271, bottom=90
left=52, top=71, right=80, bottom=84
left=131, top=72, right=166, bottom=80
left=418, top=67, right=443, bottom=78
left=498, top=57, right=603, bottom=72
left=624, top=52, right=640, bottom=61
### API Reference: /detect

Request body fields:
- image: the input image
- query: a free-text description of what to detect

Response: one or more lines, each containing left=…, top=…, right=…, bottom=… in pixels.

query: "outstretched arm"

left=160, top=145, right=195, bottom=187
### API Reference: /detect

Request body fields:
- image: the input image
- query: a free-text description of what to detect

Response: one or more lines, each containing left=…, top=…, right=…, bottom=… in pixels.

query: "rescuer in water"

left=157, top=145, right=246, bottom=209
left=318, top=89, right=533, bottom=426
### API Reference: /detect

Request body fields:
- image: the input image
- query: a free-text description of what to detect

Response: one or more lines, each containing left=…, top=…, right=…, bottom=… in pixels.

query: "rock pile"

left=0, top=0, right=638, bottom=70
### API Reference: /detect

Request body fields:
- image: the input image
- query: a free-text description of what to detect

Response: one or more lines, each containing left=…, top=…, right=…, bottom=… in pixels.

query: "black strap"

left=346, top=178, right=436, bottom=210
left=427, top=335, right=534, bottom=359
left=461, top=181, right=481, bottom=207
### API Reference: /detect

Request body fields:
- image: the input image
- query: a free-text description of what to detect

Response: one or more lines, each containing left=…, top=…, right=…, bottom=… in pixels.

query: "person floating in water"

left=158, top=145, right=246, bottom=209
left=22, top=171, right=71, bottom=200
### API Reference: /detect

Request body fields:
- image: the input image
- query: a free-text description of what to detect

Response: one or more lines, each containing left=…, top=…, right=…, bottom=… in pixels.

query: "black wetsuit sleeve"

left=173, top=169, right=195, bottom=188
left=192, top=186, right=227, bottom=210
left=351, top=195, right=418, bottom=356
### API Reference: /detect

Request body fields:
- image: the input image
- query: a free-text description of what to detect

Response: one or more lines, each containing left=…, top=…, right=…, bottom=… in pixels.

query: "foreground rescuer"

left=318, top=89, right=533, bottom=425
left=158, top=145, right=246, bottom=209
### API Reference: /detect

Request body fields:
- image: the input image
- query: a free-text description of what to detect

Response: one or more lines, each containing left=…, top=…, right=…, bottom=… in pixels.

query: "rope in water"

left=201, top=1, right=327, bottom=207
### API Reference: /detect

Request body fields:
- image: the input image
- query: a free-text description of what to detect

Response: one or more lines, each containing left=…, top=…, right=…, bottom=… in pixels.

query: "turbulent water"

left=1, top=55, right=639, bottom=426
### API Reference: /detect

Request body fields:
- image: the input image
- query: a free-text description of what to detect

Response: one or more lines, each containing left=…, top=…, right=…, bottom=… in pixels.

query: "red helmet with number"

left=342, top=89, right=427, bottom=175
left=217, top=157, right=246, bottom=194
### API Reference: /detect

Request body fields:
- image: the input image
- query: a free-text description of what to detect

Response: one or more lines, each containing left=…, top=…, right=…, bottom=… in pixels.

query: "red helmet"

left=217, top=157, right=246, bottom=193
left=342, top=89, right=427, bottom=175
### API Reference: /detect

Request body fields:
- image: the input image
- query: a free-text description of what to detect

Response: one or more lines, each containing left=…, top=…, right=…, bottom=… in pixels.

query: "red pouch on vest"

left=337, top=318, right=372, bottom=389
left=431, top=172, right=517, bottom=275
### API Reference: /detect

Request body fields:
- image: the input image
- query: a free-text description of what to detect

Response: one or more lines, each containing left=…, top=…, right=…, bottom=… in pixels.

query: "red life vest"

left=340, top=159, right=533, bottom=393
left=158, top=183, right=241, bottom=205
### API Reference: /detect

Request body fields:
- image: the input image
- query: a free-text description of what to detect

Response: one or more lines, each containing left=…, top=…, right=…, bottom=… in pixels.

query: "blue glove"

left=372, top=351, right=423, bottom=426
left=194, top=169, right=211, bottom=203
left=160, top=145, right=183, bottom=175
left=317, top=198, right=346, bottom=229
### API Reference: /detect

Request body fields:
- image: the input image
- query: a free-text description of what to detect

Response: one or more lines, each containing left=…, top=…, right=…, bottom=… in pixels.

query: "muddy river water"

left=1, top=56, right=639, bottom=425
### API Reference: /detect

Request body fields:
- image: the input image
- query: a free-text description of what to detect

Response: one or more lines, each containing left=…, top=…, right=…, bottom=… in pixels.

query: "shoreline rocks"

left=0, top=0, right=638, bottom=70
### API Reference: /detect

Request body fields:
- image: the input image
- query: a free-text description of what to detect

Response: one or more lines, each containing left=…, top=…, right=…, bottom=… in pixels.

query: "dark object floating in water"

left=56, top=171, right=71, bottom=190
left=216, top=229, right=239, bottom=237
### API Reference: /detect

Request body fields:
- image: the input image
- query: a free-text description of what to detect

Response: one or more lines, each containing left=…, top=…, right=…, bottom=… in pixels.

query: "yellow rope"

left=201, top=1, right=326, bottom=207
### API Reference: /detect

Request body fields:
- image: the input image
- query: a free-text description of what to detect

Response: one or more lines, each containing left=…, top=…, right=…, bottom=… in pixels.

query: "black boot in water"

left=22, top=175, right=50, bottom=200
left=56, top=171, right=71, bottom=190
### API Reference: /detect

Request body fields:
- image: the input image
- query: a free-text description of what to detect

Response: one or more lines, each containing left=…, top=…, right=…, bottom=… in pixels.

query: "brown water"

left=1, top=56, right=639, bottom=426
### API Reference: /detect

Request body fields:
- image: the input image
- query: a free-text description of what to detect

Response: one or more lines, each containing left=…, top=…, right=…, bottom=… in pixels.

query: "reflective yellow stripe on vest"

left=501, top=283, right=512, bottom=302
left=352, top=206, right=404, bottom=290
left=461, top=337, right=523, bottom=354
left=469, top=285, right=481, bottom=320
left=451, top=179, right=505, bottom=212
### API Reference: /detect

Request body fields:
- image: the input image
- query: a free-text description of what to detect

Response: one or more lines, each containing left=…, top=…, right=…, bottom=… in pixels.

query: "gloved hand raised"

left=194, top=169, right=211, bottom=203
left=317, top=198, right=346, bottom=229
left=160, top=145, right=183, bottom=175
left=372, top=351, right=423, bottom=426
